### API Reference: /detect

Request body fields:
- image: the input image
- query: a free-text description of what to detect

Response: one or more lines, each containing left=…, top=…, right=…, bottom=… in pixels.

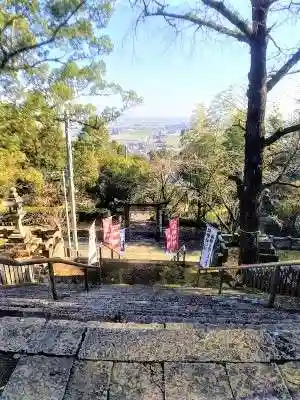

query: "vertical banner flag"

left=102, top=216, right=112, bottom=243
left=165, top=217, right=180, bottom=253
left=88, top=220, right=98, bottom=265
left=169, top=217, right=179, bottom=252
left=120, top=228, right=126, bottom=255
left=199, top=224, right=218, bottom=268
left=109, top=223, right=121, bottom=250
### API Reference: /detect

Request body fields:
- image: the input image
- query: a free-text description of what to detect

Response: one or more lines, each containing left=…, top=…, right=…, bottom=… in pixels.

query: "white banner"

left=120, top=228, right=126, bottom=255
left=199, top=224, right=218, bottom=268
left=88, top=220, right=98, bottom=265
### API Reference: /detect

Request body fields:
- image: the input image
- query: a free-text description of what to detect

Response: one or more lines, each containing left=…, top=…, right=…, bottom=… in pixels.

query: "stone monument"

left=259, top=189, right=283, bottom=235
left=1, top=187, right=43, bottom=259
left=3, top=187, right=27, bottom=238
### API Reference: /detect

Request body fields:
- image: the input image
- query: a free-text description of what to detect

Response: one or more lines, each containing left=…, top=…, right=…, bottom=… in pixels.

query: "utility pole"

left=62, top=170, right=72, bottom=256
left=64, top=113, right=79, bottom=254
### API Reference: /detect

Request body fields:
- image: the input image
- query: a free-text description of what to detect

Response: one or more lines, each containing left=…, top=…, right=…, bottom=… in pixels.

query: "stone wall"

left=271, top=236, right=300, bottom=251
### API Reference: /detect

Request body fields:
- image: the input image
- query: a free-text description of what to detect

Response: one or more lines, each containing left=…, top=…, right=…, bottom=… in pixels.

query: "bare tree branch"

left=268, top=34, right=282, bottom=52
left=270, top=0, right=300, bottom=12
left=267, top=47, right=300, bottom=91
left=263, top=123, right=300, bottom=146
left=202, top=197, right=231, bottom=231
left=287, top=68, right=300, bottom=75
left=270, top=181, right=300, bottom=188
left=263, top=138, right=300, bottom=187
left=233, top=120, right=246, bottom=132
left=201, top=0, right=252, bottom=37
left=142, top=7, right=250, bottom=43
left=5, top=57, right=68, bottom=71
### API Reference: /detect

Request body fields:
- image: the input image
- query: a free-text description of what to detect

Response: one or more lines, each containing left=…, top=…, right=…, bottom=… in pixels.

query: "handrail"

left=0, top=256, right=99, bottom=269
left=0, top=255, right=100, bottom=301
left=100, top=243, right=121, bottom=259
left=0, top=255, right=300, bottom=307
left=1, top=255, right=300, bottom=270
left=172, top=244, right=186, bottom=262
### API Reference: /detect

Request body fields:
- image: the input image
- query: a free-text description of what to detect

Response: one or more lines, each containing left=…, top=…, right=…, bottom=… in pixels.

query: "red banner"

left=109, top=223, right=121, bottom=250
left=102, top=217, right=112, bottom=243
left=165, top=218, right=179, bottom=253
left=102, top=217, right=120, bottom=250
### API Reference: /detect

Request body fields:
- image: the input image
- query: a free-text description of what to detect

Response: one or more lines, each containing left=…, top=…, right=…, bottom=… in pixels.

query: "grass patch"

left=278, top=250, right=300, bottom=261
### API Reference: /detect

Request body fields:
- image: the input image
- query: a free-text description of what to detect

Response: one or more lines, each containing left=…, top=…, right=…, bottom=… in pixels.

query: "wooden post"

left=124, top=205, right=130, bottom=228
left=267, top=266, right=281, bottom=308
left=84, top=268, right=89, bottom=292
left=195, top=268, right=201, bottom=287
left=99, top=246, right=102, bottom=266
left=48, top=262, right=58, bottom=301
left=98, top=247, right=102, bottom=285
left=155, top=206, right=160, bottom=242
left=111, top=248, right=114, bottom=259
left=218, top=269, right=224, bottom=295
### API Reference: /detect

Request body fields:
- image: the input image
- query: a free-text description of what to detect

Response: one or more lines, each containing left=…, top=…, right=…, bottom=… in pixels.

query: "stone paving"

left=0, top=285, right=300, bottom=398
left=0, top=316, right=299, bottom=399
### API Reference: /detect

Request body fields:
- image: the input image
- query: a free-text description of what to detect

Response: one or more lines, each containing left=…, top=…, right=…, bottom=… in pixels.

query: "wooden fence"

left=242, top=264, right=300, bottom=298
left=0, top=255, right=300, bottom=307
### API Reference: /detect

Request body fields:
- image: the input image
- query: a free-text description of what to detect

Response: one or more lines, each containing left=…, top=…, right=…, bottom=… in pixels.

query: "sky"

left=87, top=0, right=300, bottom=120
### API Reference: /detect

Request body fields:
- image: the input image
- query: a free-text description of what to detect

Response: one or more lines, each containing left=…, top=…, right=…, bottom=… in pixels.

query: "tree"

left=141, top=151, right=186, bottom=215
left=73, top=117, right=111, bottom=193
left=0, top=95, right=62, bottom=196
left=0, top=1, right=141, bottom=122
left=180, top=104, right=235, bottom=229
left=0, top=148, right=44, bottom=197
left=7, top=92, right=65, bottom=171
left=92, top=155, right=150, bottom=208
left=132, top=0, right=300, bottom=263
left=0, top=1, right=112, bottom=84
left=225, top=106, right=300, bottom=231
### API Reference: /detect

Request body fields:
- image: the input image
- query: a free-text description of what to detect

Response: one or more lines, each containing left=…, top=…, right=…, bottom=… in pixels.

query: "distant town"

left=109, top=116, right=189, bottom=156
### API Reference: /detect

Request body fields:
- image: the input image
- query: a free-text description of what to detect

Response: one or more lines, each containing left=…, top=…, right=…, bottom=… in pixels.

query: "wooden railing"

left=171, top=245, right=186, bottom=263
left=241, top=263, right=300, bottom=299
left=100, top=243, right=121, bottom=260
left=0, top=255, right=300, bottom=308
left=0, top=256, right=99, bottom=301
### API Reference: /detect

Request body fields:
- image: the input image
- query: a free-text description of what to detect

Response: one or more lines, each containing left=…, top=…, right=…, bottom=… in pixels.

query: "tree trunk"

left=239, top=1, right=269, bottom=264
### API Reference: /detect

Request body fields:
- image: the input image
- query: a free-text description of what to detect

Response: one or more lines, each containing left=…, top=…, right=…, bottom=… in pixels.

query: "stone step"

left=0, top=304, right=299, bottom=326
left=0, top=316, right=296, bottom=361
left=0, top=293, right=300, bottom=326
left=0, top=317, right=300, bottom=399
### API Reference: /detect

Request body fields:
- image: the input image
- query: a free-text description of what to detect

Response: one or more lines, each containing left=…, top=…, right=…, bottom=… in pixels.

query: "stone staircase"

left=0, top=284, right=300, bottom=325
left=0, top=284, right=300, bottom=399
